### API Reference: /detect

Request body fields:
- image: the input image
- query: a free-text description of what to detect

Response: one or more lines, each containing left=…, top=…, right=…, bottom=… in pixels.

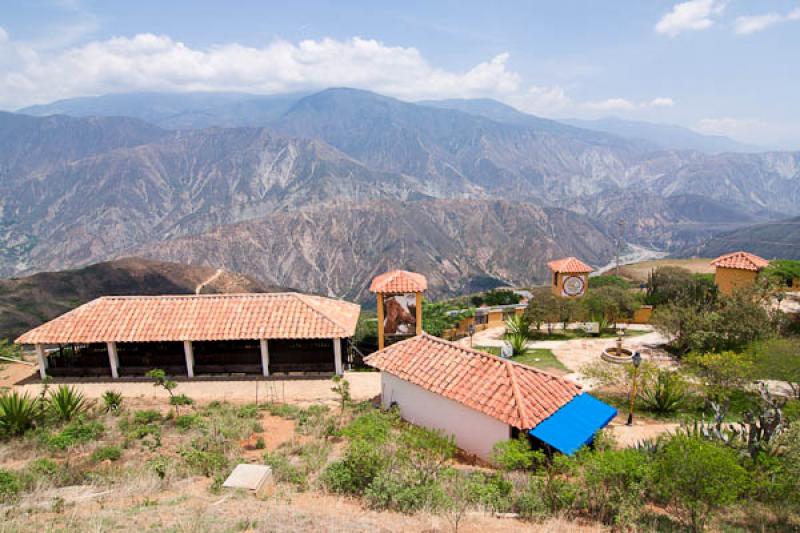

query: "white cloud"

left=649, top=97, right=675, bottom=107
left=655, top=0, right=725, bottom=37
left=734, top=7, right=800, bottom=35
left=695, top=117, right=800, bottom=148
left=584, top=98, right=637, bottom=112
left=0, top=31, right=672, bottom=121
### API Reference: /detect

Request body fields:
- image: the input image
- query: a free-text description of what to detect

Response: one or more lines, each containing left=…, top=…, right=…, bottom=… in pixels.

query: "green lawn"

left=476, top=346, right=569, bottom=373
left=529, top=327, right=648, bottom=341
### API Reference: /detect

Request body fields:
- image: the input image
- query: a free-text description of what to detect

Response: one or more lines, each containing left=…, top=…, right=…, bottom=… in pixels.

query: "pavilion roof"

left=16, top=293, right=360, bottom=345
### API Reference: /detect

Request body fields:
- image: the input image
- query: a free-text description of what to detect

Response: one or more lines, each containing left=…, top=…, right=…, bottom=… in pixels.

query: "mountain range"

left=0, top=257, right=273, bottom=340
left=3, top=88, right=799, bottom=301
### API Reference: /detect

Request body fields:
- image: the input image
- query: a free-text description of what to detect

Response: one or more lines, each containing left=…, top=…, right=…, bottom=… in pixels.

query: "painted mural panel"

left=383, top=293, right=417, bottom=337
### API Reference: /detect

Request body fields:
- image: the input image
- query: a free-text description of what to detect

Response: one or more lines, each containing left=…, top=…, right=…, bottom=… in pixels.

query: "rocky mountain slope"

left=2, top=88, right=800, bottom=299
left=133, top=199, right=614, bottom=302
left=679, top=215, right=800, bottom=260
left=0, top=257, right=276, bottom=340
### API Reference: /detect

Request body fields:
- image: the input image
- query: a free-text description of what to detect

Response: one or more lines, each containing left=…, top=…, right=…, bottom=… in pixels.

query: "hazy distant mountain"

left=0, top=257, right=275, bottom=340
left=3, top=89, right=800, bottom=299
left=19, top=91, right=307, bottom=129
left=681, top=216, right=800, bottom=260
left=563, top=117, right=759, bottom=153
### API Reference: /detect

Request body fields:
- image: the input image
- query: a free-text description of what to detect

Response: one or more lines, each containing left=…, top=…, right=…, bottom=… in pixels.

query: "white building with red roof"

left=365, top=333, right=616, bottom=460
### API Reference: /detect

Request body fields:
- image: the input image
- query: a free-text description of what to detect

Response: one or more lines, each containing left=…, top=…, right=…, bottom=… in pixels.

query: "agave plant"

left=102, top=390, right=123, bottom=414
left=640, top=369, right=687, bottom=415
left=48, top=385, right=90, bottom=422
left=0, top=391, right=40, bottom=436
left=506, top=332, right=528, bottom=356
left=504, top=314, right=531, bottom=339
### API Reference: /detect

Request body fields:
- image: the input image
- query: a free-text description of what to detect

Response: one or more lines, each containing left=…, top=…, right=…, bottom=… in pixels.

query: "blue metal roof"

left=528, top=394, right=617, bottom=455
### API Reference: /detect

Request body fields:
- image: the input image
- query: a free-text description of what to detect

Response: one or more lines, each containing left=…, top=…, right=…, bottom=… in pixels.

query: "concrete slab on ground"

left=223, top=464, right=272, bottom=491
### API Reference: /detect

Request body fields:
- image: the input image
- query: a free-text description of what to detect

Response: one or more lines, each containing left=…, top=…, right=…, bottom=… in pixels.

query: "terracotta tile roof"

left=711, top=251, right=769, bottom=272
left=547, top=257, right=593, bottom=274
left=364, top=333, right=581, bottom=429
left=15, top=293, right=360, bottom=345
left=369, top=270, right=428, bottom=293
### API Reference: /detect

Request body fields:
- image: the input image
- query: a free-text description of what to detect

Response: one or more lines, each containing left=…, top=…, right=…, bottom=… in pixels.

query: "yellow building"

left=445, top=303, right=526, bottom=339
left=547, top=257, right=593, bottom=298
left=710, top=251, right=769, bottom=296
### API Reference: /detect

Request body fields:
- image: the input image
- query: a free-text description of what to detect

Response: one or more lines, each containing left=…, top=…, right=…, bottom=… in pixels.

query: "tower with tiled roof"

left=369, top=270, right=427, bottom=350
left=710, top=251, right=769, bottom=296
left=547, top=257, right=593, bottom=298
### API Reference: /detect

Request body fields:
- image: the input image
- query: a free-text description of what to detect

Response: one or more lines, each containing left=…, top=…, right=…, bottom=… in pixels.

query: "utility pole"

left=615, top=219, right=624, bottom=277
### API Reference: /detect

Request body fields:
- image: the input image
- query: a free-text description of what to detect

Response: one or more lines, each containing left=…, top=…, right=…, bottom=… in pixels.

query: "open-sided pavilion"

left=15, top=293, right=360, bottom=380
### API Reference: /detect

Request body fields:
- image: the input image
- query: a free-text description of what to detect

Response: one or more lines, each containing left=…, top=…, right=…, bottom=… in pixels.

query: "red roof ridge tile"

left=365, top=333, right=581, bottom=428
left=547, top=257, right=593, bottom=274
left=293, top=293, right=361, bottom=337
left=369, top=270, right=428, bottom=293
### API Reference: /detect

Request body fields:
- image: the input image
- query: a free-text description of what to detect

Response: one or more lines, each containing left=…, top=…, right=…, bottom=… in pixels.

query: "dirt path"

left=195, top=268, right=225, bottom=294
left=11, top=371, right=381, bottom=405
left=458, top=325, right=674, bottom=389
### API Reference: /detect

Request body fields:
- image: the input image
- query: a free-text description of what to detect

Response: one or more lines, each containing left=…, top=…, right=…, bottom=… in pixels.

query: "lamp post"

left=626, top=351, right=641, bottom=426
left=468, top=324, right=476, bottom=348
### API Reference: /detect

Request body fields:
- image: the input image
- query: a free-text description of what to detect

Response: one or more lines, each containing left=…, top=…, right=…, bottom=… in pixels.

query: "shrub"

left=589, top=275, right=631, bottom=289
left=91, top=445, right=122, bottom=463
left=340, top=409, right=395, bottom=444
left=169, top=394, right=193, bottom=406
left=363, top=467, right=445, bottom=513
left=102, top=390, right=123, bottom=414
left=0, top=391, right=39, bottom=436
left=255, top=437, right=265, bottom=450
left=180, top=447, right=228, bottom=478
left=44, top=418, right=104, bottom=451
left=145, top=369, right=180, bottom=415
left=263, top=451, right=305, bottom=487
left=652, top=435, right=749, bottom=532
left=133, top=409, right=162, bottom=425
left=175, top=414, right=202, bottom=431
left=48, top=385, right=90, bottom=422
left=491, top=435, right=538, bottom=471
left=322, top=439, right=387, bottom=494
left=685, top=351, right=754, bottom=404
left=0, top=469, right=21, bottom=503
left=578, top=448, right=652, bottom=526
left=640, top=369, right=687, bottom=415
left=465, top=471, right=514, bottom=512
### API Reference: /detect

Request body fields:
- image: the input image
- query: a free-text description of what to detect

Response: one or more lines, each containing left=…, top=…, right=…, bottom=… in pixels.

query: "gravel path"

left=457, top=324, right=674, bottom=389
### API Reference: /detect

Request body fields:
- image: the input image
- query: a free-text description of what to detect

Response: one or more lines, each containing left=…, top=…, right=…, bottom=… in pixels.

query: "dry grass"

left=615, top=258, right=714, bottom=283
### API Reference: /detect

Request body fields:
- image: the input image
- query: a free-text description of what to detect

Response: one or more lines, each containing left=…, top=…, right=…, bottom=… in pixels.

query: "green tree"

left=685, top=351, right=754, bottom=404
left=652, top=435, right=749, bottom=532
left=582, top=286, right=638, bottom=329
left=646, top=267, right=717, bottom=308
left=145, top=369, right=180, bottom=416
left=525, top=289, right=560, bottom=334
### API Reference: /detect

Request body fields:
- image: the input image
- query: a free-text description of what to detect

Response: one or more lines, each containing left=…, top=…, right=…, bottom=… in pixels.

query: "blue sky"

left=1, top=0, right=799, bottom=147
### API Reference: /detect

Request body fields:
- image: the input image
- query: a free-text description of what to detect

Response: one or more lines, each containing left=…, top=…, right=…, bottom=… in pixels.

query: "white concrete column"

left=35, top=344, right=48, bottom=380
left=183, top=340, right=195, bottom=378
left=106, top=342, right=119, bottom=379
left=333, top=338, right=343, bottom=376
left=260, top=339, right=269, bottom=377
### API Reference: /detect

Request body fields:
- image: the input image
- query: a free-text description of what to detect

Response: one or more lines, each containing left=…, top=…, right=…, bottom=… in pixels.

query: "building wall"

left=380, top=372, right=511, bottom=461
left=552, top=272, right=589, bottom=298
left=631, top=305, right=653, bottom=324
left=715, top=267, right=758, bottom=296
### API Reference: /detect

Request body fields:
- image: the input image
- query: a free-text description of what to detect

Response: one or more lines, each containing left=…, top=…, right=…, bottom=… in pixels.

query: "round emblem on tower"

left=562, top=275, right=585, bottom=297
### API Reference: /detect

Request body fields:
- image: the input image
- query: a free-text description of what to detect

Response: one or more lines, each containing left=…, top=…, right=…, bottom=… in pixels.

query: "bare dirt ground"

left=7, top=480, right=606, bottom=532
left=6, top=367, right=381, bottom=406
left=615, top=258, right=714, bottom=282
